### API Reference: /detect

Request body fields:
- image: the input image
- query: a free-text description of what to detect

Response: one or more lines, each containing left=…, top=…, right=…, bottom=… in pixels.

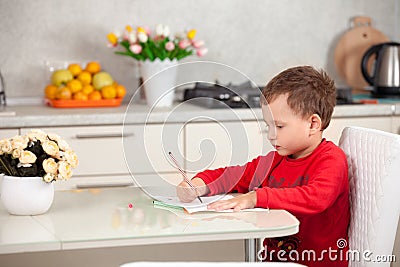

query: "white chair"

left=339, top=126, right=400, bottom=267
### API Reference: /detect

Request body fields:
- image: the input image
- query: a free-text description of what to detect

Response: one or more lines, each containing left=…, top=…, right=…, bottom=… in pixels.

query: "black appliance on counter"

left=183, top=81, right=355, bottom=108
left=183, top=81, right=262, bottom=108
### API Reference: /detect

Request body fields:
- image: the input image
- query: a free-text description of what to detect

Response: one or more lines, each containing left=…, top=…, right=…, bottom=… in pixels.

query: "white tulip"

left=138, top=31, right=148, bottom=43
left=155, top=24, right=164, bottom=36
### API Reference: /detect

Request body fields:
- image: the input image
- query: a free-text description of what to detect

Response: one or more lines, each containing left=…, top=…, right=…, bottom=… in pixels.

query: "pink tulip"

left=192, top=40, right=205, bottom=48
left=130, top=44, right=142, bottom=54
left=178, top=39, right=191, bottom=49
left=165, top=41, right=175, bottom=51
left=196, top=47, right=208, bottom=57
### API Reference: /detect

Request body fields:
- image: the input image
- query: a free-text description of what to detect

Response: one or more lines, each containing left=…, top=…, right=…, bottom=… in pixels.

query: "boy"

left=177, top=66, right=350, bottom=266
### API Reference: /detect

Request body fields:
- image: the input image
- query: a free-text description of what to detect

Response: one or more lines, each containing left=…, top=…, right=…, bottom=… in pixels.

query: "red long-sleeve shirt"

left=196, top=139, right=350, bottom=266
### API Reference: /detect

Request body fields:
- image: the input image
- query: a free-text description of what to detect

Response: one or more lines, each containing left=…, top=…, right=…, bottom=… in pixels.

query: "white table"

left=0, top=187, right=299, bottom=262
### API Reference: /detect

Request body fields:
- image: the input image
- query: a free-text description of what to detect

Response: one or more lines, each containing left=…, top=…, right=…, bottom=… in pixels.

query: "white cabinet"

left=184, top=121, right=274, bottom=173
left=391, top=116, right=400, bottom=135
left=0, top=129, right=19, bottom=139
left=21, top=124, right=184, bottom=189
left=323, top=117, right=393, bottom=144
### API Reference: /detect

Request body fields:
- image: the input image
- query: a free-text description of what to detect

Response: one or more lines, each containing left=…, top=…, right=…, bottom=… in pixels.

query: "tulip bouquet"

left=107, top=23, right=208, bottom=61
left=0, top=129, right=78, bottom=183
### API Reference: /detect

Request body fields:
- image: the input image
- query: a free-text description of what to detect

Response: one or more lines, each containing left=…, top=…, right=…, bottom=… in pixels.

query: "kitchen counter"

left=0, top=101, right=398, bottom=128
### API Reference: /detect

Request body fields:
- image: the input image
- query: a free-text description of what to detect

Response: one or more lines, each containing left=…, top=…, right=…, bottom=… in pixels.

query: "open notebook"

left=152, top=194, right=267, bottom=214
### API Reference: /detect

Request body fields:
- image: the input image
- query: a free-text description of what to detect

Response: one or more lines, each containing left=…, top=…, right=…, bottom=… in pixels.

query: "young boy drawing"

left=177, top=66, right=350, bottom=266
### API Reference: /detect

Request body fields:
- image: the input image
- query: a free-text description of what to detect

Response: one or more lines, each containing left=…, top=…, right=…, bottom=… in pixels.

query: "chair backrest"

left=339, top=126, right=400, bottom=267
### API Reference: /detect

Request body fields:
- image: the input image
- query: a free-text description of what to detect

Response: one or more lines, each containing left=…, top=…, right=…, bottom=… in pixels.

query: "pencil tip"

left=168, top=151, right=172, bottom=155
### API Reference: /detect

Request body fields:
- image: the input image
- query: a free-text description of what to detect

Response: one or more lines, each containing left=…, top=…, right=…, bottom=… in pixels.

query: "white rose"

left=42, top=140, right=59, bottom=157
left=64, top=150, right=78, bottom=168
left=43, top=158, right=58, bottom=174
left=19, top=150, right=37, bottom=164
left=27, top=129, right=47, bottom=143
left=11, top=148, right=22, bottom=159
left=11, top=135, right=29, bottom=150
left=0, top=139, right=12, bottom=154
left=43, top=173, right=55, bottom=183
left=58, top=161, right=72, bottom=180
left=57, top=138, right=70, bottom=151
left=47, top=133, right=61, bottom=143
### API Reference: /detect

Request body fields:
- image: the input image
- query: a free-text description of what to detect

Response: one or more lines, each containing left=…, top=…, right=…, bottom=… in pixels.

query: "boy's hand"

left=176, top=177, right=208, bottom=203
left=207, top=191, right=257, bottom=212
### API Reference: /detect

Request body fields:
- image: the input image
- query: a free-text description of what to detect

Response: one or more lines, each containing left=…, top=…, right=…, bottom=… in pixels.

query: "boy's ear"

left=309, top=114, right=322, bottom=134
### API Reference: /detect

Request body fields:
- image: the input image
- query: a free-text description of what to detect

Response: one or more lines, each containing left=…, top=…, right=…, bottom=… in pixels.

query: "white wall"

left=0, top=0, right=398, bottom=100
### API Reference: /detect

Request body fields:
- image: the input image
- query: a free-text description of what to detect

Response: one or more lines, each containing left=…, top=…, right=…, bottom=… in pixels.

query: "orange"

left=115, top=84, right=127, bottom=98
left=81, top=84, right=94, bottom=95
left=88, top=90, right=102, bottom=100
left=67, top=79, right=83, bottom=93
left=56, top=87, right=72, bottom=100
left=67, top=63, right=82, bottom=77
left=77, top=71, right=92, bottom=85
left=73, top=91, right=88, bottom=101
left=44, top=84, right=58, bottom=100
left=85, top=61, right=101, bottom=74
left=101, top=85, right=117, bottom=99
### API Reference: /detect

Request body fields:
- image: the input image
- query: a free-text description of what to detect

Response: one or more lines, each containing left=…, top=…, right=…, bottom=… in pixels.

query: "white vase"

left=1, top=175, right=54, bottom=216
left=139, top=58, right=178, bottom=108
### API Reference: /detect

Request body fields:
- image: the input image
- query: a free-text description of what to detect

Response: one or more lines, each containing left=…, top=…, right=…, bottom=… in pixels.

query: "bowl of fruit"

left=44, top=61, right=127, bottom=108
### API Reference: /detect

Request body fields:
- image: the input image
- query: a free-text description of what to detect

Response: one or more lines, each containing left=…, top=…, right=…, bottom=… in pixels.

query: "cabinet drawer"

left=22, top=124, right=184, bottom=176
left=0, top=129, right=19, bottom=139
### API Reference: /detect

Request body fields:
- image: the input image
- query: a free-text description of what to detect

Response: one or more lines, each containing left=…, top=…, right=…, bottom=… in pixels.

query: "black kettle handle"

left=361, top=43, right=384, bottom=85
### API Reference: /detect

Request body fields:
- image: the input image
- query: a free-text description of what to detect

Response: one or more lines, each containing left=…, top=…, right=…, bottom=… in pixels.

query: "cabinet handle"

left=76, top=182, right=134, bottom=189
left=75, top=132, right=134, bottom=139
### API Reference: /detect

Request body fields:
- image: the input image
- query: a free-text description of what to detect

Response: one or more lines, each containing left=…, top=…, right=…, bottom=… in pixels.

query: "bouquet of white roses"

left=0, top=129, right=78, bottom=183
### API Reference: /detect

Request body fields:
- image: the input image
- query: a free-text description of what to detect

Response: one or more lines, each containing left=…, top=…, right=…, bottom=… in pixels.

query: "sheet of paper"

left=152, top=194, right=267, bottom=214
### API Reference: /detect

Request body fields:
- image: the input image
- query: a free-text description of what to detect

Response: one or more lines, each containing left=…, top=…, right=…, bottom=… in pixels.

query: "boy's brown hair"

left=260, top=66, right=336, bottom=130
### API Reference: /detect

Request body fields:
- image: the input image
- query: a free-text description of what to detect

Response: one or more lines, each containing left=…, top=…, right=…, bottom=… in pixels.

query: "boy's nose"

left=267, top=128, right=276, bottom=140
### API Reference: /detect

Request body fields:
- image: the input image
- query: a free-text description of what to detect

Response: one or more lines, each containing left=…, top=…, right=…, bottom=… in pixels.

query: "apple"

left=92, top=72, right=114, bottom=90
left=51, top=70, right=73, bottom=86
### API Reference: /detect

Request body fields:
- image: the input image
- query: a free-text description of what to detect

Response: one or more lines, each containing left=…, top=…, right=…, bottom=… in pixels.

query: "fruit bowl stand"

left=44, top=98, right=123, bottom=108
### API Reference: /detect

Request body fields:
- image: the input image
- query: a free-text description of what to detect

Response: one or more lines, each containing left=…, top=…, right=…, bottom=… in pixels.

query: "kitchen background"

left=0, top=0, right=399, bottom=103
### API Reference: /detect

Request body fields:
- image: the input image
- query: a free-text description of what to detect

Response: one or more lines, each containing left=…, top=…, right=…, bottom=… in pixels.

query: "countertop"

left=0, top=186, right=299, bottom=254
left=0, top=101, right=399, bottom=128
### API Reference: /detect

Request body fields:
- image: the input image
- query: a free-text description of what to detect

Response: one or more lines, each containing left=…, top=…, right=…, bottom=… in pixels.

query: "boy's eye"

left=276, top=125, right=283, bottom=129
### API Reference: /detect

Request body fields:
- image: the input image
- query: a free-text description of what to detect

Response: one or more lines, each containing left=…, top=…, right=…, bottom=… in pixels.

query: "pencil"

left=168, top=152, right=203, bottom=203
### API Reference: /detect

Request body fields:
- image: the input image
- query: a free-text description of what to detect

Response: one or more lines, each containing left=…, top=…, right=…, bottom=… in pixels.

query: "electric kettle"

left=361, top=42, right=400, bottom=97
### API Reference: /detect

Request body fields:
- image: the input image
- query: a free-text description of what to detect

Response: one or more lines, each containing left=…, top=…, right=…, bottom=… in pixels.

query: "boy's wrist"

left=191, top=177, right=209, bottom=196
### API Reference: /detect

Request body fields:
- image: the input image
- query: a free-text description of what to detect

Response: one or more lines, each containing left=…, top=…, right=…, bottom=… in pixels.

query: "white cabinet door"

left=391, top=116, right=400, bottom=135
left=22, top=124, right=184, bottom=176
left=0, top=129, right=19, bottom=139
left=323, top=117, right=393, bottom=144
left=184, top=121, right=274, bottom=173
